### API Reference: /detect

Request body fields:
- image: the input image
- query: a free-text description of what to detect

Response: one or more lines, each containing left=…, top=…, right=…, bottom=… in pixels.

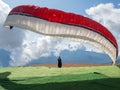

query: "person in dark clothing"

left=57, top=56, right=62, bottom=68
left=10, top=26, right=13, bottom=29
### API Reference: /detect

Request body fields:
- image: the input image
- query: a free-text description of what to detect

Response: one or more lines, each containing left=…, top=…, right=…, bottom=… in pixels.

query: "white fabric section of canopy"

left=4, top=15, right=117, bottom=64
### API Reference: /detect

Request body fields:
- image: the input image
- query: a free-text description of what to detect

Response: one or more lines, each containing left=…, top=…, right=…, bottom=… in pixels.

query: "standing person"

left=58, top=56, right=62, bottom=68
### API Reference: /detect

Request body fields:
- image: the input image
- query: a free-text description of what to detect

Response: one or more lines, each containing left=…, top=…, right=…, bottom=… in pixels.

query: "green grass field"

left=0, top=65, right=120, bottom=90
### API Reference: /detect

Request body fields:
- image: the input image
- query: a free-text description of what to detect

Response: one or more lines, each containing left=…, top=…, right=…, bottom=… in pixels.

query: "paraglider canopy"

left=4, top=5, right=118, bottom=65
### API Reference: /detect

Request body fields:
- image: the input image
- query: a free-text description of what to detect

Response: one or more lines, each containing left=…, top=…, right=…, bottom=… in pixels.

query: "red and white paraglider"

left=4, top=5, right=118, bottom=65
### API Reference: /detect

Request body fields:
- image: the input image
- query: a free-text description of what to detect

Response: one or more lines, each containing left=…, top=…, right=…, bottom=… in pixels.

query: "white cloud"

left=0, top=0, right=10, bottom=26
left=118, top=3, right=120, bottom=6
left=0, top=0, right=25, bottom=50
left=0, top=0, right=26, bottom=66
left=9, top=32, right=83, bottom=66
left=86, top=3, right=120, bottom=33
left=86, top=3, right=120, bottom=57
left=0, top=27, right=25, bottom=50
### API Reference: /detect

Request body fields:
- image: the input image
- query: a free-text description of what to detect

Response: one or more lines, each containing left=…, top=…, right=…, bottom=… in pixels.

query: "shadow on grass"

left=0, top=72, right=120, bottom=90
left=116, top=64, right=120, bottom=69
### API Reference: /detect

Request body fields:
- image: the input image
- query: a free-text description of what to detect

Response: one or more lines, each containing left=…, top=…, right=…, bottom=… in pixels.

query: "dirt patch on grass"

left=31, top=63, right=115, bottom=68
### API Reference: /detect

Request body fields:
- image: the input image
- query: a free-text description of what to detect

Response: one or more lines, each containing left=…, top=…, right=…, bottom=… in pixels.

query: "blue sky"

left=0, top=0, right=120, bottom=67
left=4, top=0, right=120, bottom=15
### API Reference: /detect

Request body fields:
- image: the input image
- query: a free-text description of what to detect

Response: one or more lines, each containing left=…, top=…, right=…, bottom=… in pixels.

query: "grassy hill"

left=0, top=65, right=120, bottom=90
